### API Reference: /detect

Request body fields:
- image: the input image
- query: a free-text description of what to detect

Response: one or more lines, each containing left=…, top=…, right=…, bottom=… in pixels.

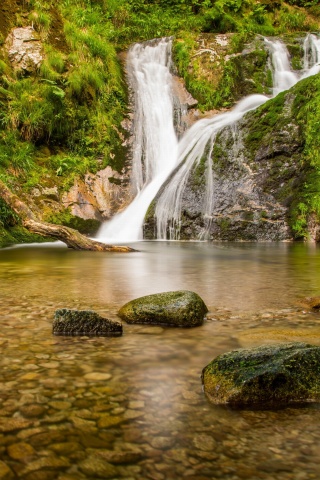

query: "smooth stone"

left=79, top=455, right=117, bottom=478
left=123, top=410, right=144, bottom=420
left=7, top=442, right=35, bottom=461
left=193, top=434, right=216, bottom=451
left=20, top=457, right=70, bottom=476
left=202, top=342, right=320, bottom=406
left=98, top=416, right=124, bottom=428
left=118, top=290, right=208, bottom=327
left=150, top=437, right=175, bottom=450
left=48, top=401, right=72, bottom=410
left=20, top=405, right=46, bottom=418
left=53, top=309, right=122, bottom=336
left=0, top=418, right=33, bottom=433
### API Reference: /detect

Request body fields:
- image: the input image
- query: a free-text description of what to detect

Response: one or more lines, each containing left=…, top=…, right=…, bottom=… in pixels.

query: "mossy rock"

left=53, top=309, right=122, bottom=337
left=202, top=342, right=320, bottom=407
left=118, top=290, right=208, bottom=327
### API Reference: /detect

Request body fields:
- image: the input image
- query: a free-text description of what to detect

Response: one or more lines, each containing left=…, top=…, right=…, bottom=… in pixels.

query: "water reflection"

left=0, top=242, right=320, bottom=478
left=1, top=241, right=320, bottom=311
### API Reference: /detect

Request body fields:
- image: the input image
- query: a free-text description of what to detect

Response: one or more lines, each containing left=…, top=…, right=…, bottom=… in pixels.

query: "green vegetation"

left=45, top=209, right=100, bottom=234
left=291, top=75, right=320, bottom=239
left=0, top=0, right=319, bottom=245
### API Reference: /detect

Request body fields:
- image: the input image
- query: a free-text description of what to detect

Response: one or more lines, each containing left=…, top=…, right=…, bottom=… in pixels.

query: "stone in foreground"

left=118, top=290, right=208, bottom=327
left=202, top=342, right=320, bottom=407
left=53, top=309, right=122, bottom=336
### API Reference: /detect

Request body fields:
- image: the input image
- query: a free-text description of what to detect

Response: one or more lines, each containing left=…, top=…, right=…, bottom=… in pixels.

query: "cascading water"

left=155, top=34, right=320, bottom=241
left=97, top=38, right=178, bottom=242
left=98, top=34, right=320, bottom=243
left=155, top=94, right=268, bottom=240
left=302, top=33, right=320, bottom=77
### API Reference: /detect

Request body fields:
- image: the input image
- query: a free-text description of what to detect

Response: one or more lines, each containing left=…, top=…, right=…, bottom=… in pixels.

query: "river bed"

left=0, top=241, right=320, bottom=479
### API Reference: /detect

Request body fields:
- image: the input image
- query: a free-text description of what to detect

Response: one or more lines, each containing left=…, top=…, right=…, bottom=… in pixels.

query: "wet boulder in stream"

left=118, top=290, right=208, bottom=327
left=53, top=309, right=122, bottom=336
left=202, top=342, right=320, bottom=407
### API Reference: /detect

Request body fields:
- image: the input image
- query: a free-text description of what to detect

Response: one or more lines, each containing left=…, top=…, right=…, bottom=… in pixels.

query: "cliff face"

left=144, top=69, right=320, bottom=242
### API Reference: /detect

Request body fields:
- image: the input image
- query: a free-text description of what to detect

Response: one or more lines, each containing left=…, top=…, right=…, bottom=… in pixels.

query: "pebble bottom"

left=0, top=296, right=320, bottom=479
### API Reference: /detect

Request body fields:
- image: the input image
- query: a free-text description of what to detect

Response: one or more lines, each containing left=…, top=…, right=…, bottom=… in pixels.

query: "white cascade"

left=302, top=33, right=320, bottom=78
left=97, top=38, right=178, bottom=243
left=265, top=38, right=298, bottom=96
left=98, top=35, right=320, bottom=243
left=155, top=94, right=268, bottom=240
left=155, top=35, right=320, bottom=240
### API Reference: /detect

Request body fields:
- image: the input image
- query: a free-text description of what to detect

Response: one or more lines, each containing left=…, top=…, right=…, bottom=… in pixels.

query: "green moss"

left=0, top=225, right=51, bottom=248
left=244, top=91, right=287, bottom=155
left=202, top=342, right=320, bottom=406
left=46, top=209, right=101, bottom=235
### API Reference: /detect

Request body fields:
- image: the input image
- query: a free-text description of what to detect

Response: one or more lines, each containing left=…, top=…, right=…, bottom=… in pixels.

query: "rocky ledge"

left=118, top=290, right=208, bottom=327
left=53, top=309, right=123, bottom=336
left=202, top=342, right=320, bottom=407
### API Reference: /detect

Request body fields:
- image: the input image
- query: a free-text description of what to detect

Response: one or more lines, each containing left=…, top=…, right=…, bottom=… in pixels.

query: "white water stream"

left=97, top=34, right=320, bottom=243
left=97, top=38, right=178, bottom=242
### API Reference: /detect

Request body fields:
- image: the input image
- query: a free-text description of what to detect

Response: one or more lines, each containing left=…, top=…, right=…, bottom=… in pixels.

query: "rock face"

left=5, top=27, right=43, bottom=74
left=118, top=290, right=208, bottom=327
left=202, top=342, right=320, bottom=407
left=53, top=309, right=123, bottom=336
left=62, top=166, right=131, bottom=221
left=145, top=83, right=305, bottom=241
left=144, top=35, right=317, bottom=242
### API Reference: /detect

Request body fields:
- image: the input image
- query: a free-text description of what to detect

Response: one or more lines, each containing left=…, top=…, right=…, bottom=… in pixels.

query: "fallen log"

left=0, top=179, right=135, bottom=252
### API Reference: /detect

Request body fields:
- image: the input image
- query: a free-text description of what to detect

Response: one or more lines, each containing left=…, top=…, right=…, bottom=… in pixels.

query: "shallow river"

left=0, top=241, right=320, bottom=480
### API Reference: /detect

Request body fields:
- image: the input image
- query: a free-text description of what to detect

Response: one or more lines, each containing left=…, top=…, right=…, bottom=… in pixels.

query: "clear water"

left=1, top=242, right=320, bottom=479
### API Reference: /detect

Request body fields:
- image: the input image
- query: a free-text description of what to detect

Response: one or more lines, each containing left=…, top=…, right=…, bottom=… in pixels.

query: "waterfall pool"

left=0, top=241, right=320, bottom=479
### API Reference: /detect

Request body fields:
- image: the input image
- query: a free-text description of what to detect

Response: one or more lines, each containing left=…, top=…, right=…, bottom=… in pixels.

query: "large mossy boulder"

left=118, top=290, right=208, bottom=327
left=202, top=342, right=320, bottom=407
left=53, top=309, right=122, bottom=336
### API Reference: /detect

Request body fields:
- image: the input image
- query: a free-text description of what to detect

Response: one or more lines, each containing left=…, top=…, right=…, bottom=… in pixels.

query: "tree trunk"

left=0, top=180, right=135, bottom=252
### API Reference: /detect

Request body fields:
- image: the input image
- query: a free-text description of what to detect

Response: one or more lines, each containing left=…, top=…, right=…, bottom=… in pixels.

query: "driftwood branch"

left=0, top=179, right=135, bottom=252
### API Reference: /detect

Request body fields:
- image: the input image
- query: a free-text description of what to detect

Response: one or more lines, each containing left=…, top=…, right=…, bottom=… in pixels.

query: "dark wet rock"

left=202, top=342, right=320, bottom=407
left=53, top=309, right=122, bottom=336
left=118, top=291, right=208, bottom=327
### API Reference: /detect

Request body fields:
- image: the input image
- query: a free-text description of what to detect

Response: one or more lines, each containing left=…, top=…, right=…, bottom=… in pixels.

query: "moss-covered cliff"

left=145, top=69, right=320, bottom=242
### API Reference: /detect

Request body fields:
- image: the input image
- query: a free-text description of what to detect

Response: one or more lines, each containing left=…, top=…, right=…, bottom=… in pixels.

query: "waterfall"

left=98, top=34, right=320, bottom=243
left=97, top=38, right=178, bottom=243
left=155, top=94, right=268, bottom=240
left=155, top=35, right=320, bottom=241
left=265, top=38, right=298, bottom=96
left=302, top=33, right=320, bottom=78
